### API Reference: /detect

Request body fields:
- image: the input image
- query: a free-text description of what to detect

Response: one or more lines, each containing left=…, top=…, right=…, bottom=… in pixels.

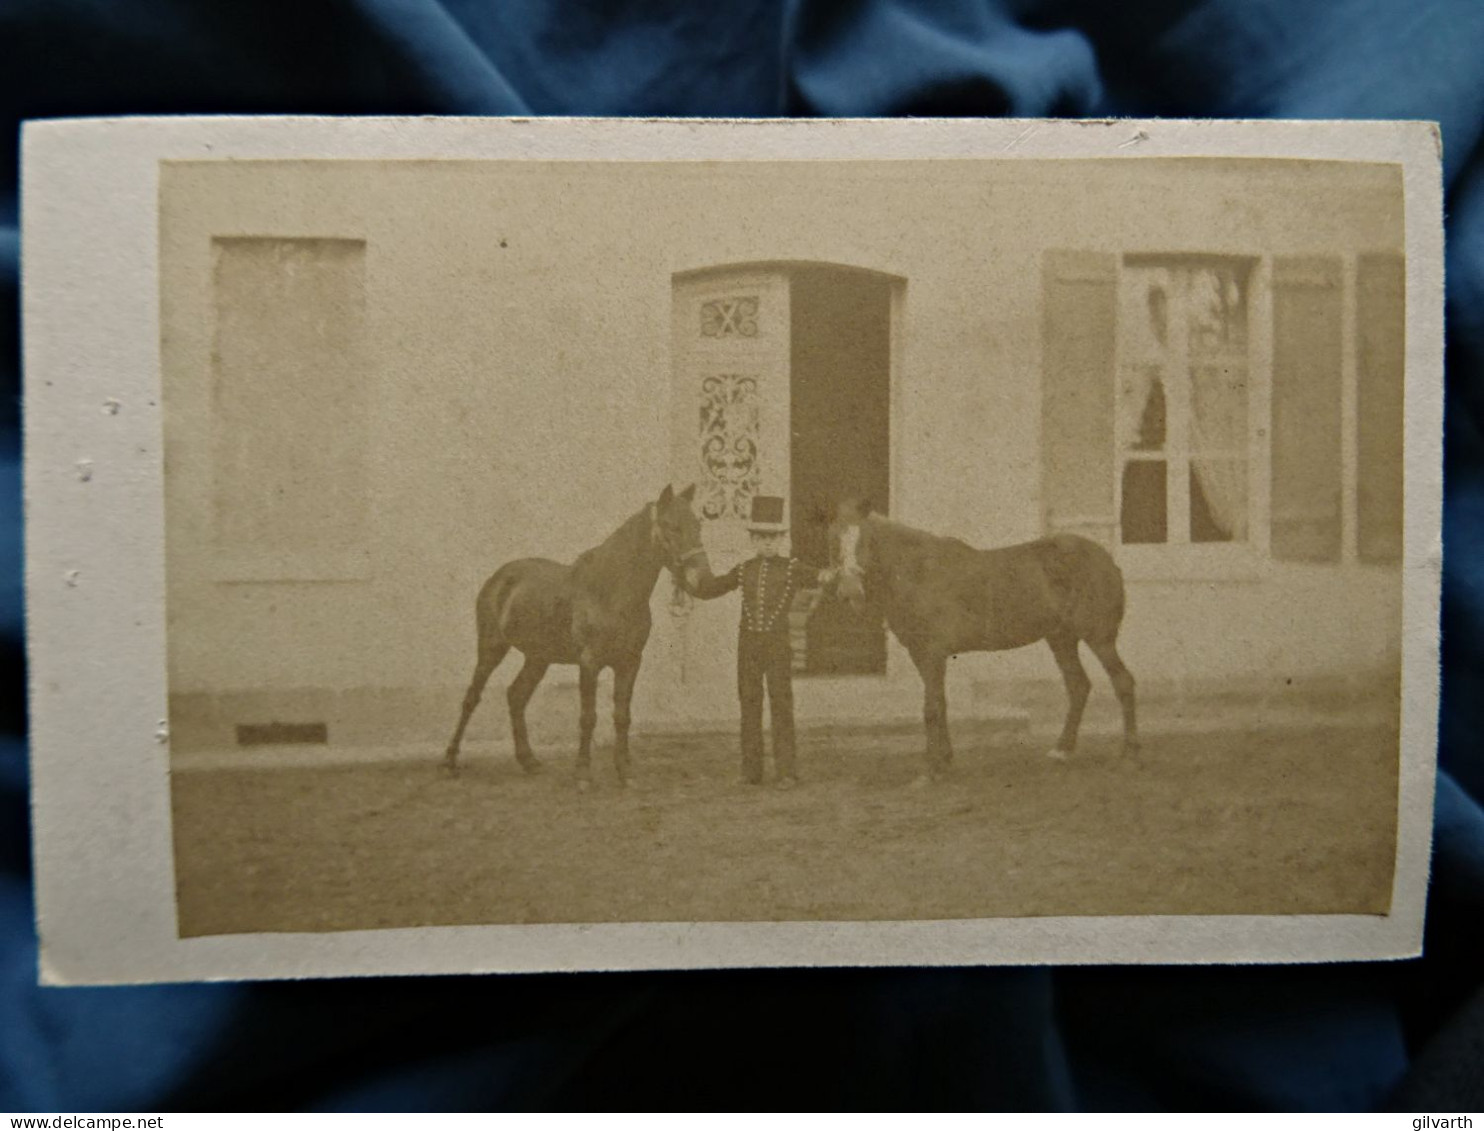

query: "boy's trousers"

left=737, top=630, right=796, bottom=783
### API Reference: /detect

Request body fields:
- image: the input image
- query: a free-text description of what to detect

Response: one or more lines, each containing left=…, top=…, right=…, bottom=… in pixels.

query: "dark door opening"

left=789, top=266, right=893, bottom=676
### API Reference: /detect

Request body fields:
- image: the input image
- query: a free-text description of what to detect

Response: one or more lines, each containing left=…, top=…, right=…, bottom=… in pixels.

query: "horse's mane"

left=862, top=514, right=977, bottom=558
left=571, top=503, right=650, bottom=578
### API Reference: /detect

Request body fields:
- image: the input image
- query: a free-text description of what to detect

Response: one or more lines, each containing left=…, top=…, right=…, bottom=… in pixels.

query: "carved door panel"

left=668, top=270, right=792, bottom=704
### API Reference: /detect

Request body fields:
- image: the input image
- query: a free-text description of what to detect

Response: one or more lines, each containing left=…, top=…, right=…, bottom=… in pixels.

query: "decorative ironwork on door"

left=700, top=296, right=760, bottom=339
left=698, top=373, right=761, bottom=520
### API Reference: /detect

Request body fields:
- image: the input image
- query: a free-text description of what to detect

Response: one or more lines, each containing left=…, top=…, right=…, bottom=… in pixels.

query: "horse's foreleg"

left=444, top=642, right=508, bottom=775
left=507, top=657, right=549, bottom=772
left=1088, top=637, right=1139, bottom=756
left=611, top=656, right=642, bottom=787
left=1046, top=632, right=1091, bottom=760
left=575, top=662, right=599, bottom=789
left=912, top=650, right=952, bottom=778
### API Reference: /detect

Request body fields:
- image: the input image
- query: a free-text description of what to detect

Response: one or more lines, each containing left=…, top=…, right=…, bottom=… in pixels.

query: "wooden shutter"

left=1042, top=251, right=1116, bottom=541
left=1270, top=256, right=1343, bottom=562
left=1356, top=252, right=1405, bottom=563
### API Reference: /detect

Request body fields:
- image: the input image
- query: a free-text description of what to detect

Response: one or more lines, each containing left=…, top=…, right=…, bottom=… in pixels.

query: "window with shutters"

left=1041, top=249, right=1403, bottom=577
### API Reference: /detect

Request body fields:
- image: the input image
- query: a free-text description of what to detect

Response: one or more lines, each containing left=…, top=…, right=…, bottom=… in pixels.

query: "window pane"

left=1189, top=362, right=1248, bottom=453
left=1190, top=458, right=1247, bottom=542
left=1119, top=365, right=1166, bottom=451
left=1121, top=460, right=1167, bottom=543
left=1187, top=264, right=1248, bottom=357
left=1188, top=361, right=1249, bottom=542
left=1122, top=267, right=1173, bottom=361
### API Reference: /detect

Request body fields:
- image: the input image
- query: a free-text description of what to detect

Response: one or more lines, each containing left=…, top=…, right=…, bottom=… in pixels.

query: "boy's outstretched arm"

left=690, top=562, right=741, bottom=599
left=791, top=557, right=839, bottom=590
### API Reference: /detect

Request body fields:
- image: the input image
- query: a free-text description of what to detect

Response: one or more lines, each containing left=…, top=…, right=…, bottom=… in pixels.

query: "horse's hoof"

left=441, top=760, right=460, bottom=778
left=1122, top=741, right=1142, bottom=758
left=518, top=759, right=543, bottom=775
left=909, top=773, right=933, bottom=790
left=775, top=775, right=798, bottom=792
left=616, top=776, right=631, bottom=790
left=1046, top=747, right=1069, bottom=761
left=576, top=777, right=592, bottom=793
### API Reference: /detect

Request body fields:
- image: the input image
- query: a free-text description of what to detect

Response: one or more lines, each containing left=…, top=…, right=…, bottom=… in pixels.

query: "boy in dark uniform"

left=691, top=495, right=836, bottom=788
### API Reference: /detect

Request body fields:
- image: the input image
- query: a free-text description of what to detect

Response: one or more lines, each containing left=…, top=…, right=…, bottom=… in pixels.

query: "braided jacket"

left=693, top=556, right=829, bottom=635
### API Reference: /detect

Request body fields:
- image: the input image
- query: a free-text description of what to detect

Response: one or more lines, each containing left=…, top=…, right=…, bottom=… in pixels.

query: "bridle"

left=649, top=502, right=707, bottom=580
left=837, top=521, right=867, bottom=589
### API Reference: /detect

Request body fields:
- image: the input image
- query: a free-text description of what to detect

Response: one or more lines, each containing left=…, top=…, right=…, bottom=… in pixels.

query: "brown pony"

left=444, top=484, right=710, bottom=787
left=834, top=512, right=1138, bottom=779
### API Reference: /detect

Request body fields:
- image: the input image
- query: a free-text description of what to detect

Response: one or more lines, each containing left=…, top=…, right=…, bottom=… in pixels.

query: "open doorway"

left=789, top=266, right=893, bottom=676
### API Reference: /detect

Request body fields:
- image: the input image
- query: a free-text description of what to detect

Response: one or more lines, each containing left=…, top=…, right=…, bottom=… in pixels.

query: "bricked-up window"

left=210, top=237, right=371, bottom=581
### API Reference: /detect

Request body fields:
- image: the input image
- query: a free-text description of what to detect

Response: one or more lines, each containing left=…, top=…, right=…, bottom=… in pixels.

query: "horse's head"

left=651, top=483, right=710, bottom=593
left=833, top=500, right=873, bottom=612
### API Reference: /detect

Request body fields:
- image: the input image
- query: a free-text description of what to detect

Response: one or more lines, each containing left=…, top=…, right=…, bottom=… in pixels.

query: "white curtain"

left=1188, top=362, right=1248, bottom=541
left=1185, top=268, right=1248, bottom=541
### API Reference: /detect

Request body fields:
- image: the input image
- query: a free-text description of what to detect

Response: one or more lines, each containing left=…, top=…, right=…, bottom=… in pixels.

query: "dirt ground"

left=170, top=717, right=1399, bottom=937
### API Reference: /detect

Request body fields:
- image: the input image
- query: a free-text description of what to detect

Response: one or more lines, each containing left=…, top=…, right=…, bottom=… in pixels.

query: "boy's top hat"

left=746, top=495, right=789, bottom=534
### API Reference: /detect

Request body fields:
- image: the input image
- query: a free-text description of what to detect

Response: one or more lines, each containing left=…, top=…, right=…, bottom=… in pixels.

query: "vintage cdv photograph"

left=21, top=117, right=1443, bottom=983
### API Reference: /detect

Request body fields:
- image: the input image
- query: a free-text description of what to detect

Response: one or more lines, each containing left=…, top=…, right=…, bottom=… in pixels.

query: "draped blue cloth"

left=1, top=0, right=1481, bottom=1111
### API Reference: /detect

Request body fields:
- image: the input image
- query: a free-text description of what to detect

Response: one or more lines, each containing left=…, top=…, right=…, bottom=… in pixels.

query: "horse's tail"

left=446, top=567, right=521, bottom=770
left=1043, top=533, right=1126, bottom=641
left=473, top=563, right=522, bottom=644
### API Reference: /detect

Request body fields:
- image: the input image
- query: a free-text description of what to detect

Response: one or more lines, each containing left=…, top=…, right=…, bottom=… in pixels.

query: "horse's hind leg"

left=1046, top=631, right=1091, bottom=760
left=1087, top=636, right=1139, bottom=756
left=445, top=640, right=509, bottom=774
left=507, top=656, right=550, bottom=773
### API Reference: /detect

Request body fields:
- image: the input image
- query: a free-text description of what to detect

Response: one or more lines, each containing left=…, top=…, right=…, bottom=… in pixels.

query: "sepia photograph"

left=21, top=117, right=1443, bottom=981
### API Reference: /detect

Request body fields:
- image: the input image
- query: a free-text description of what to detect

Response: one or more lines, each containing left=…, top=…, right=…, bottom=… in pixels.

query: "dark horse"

left=834, top=512, right=1138, bottom=779
left=444, top=484, right=710, bottom=786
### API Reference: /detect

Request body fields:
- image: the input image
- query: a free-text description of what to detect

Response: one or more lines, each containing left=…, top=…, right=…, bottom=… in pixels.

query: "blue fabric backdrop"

left=1, top=0, right=1481, bottom=1111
